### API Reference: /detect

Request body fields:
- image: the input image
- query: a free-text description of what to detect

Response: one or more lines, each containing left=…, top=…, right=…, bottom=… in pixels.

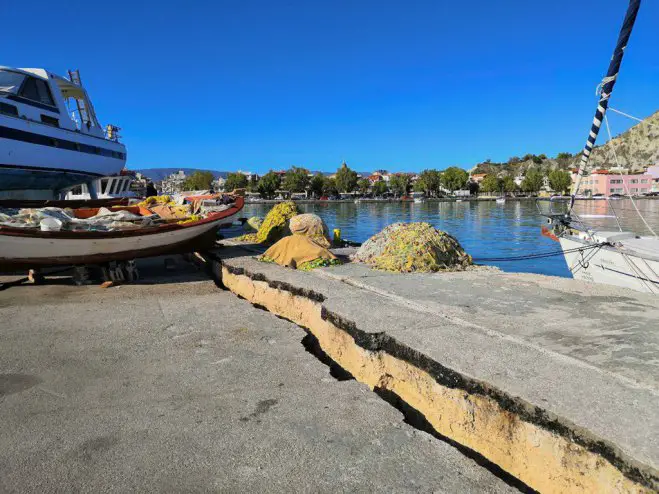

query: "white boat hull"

left=0, top=114, right=126, bottom=190
left=560, top=236, right=659, bottom=294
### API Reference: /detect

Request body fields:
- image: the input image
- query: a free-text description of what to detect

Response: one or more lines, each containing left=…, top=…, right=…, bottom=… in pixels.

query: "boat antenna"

left=569, top=0, right=642, bottom=212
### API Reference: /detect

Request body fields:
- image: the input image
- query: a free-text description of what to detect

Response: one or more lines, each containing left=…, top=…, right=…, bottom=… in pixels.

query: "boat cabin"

left=0, top=67, right=112, bottom=140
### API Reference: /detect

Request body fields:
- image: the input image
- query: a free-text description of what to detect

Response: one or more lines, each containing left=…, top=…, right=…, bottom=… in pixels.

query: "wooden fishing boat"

left=0, top=196, right=244, bottom=270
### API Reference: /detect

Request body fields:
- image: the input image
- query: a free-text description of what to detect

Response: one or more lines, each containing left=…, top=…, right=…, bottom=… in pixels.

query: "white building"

left=160, top=170, right=187, bottom=194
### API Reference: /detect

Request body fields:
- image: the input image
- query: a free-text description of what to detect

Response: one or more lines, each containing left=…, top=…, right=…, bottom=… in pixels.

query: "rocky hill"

left=471, top=109, right=658, bottom=176
left=587, top=110, right=659, bottom=171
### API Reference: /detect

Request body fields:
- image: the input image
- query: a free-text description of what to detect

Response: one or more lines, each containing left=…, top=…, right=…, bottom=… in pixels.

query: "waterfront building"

left=368, top=170, right=392, bottom=184
left=470, top=173, right=487, bottom=184
left=577, top=169, right=653, bottom=196
left=160, top=170, right=187, bottom=194
left=646, top=165, right=659, bottom=193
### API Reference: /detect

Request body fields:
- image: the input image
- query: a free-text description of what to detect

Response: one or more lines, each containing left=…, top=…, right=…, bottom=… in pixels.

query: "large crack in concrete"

left=221, top=263, right=658, bottom=493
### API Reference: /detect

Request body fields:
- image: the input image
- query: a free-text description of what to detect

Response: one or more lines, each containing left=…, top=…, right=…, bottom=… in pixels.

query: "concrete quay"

left=0, top=261, right=518, bottom=493
left=217, top=243, right=659, bottom=493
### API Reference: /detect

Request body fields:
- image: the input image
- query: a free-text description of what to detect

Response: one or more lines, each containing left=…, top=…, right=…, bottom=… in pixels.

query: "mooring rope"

left=472, top=242, right=607, bottom=263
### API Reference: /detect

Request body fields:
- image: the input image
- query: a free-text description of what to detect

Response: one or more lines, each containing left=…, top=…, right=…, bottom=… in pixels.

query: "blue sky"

left=5, top=0, right=658, bottom=173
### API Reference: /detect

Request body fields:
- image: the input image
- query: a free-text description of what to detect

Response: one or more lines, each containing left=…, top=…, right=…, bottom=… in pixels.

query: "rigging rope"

left=473, top=242, right=607, bottom=263
left=603, top=115, right=657, bottom=237
left=608, top=107, right=659, bottom=128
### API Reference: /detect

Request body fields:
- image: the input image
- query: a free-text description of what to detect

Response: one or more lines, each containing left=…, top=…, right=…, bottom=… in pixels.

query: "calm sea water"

left=239, top=199, right=659, bottom=278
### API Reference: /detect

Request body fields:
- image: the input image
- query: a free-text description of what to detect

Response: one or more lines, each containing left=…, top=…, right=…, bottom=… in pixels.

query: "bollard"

left=333, top=228, right=341, bottom=247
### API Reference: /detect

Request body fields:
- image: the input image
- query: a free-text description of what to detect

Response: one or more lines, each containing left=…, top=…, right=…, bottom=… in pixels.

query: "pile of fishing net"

left=239, top=201, right=300, bottom=244
left=0, top=193, right=238, bottom=232
left=260, top=213, right=339, bottom=270
left=0, top=207, right=154, bottom=232
left=136, top=195, right=173, bottom=208
left=352, top=222, right=472, bottom=273
left=243, top=216, right=263, bottom=232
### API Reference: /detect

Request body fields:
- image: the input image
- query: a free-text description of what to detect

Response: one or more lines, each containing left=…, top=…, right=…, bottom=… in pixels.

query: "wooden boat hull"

left=0, top=197, right=243, bottom=269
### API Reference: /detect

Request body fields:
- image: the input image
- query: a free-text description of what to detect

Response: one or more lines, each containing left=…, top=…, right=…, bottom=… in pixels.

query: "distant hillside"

left=133, top=112, right=657, bottom=181
left=471, top=110, right=659, bottom=176
left=588, top=110, right=659, bottom=170
left=132, top=168, right=229, bottom=181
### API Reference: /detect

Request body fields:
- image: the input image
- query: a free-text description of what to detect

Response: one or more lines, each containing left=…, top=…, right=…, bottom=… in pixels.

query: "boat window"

left=100, top=178, right=109, bottom=194
left=19, top=77, right=40, bottom=101
left=70, top=185, right=83, bottom=195
left=40, top=114, right=59, bottom=127
left=19, top=77, right=56, bottom=106
left=0, top=70, right=25, bottom=94
left=0, top=102, right=19, bottom=116
left=35, top=80, right=55, bottom=106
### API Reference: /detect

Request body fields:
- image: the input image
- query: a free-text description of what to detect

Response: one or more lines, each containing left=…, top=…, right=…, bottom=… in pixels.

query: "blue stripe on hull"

left=0, top=166, right=101, bottom=191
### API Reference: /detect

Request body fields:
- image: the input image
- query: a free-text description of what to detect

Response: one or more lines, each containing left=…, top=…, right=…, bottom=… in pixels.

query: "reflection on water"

left=240, top=199, right=659, bottom=278
left=570, top=198, right=659, bottom=236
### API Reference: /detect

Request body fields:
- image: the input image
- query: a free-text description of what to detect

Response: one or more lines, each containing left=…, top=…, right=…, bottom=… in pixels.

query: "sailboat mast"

left=571, top=0, right=642, bottom=207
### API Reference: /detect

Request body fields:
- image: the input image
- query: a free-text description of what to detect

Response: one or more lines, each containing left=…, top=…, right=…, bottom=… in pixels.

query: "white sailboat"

left=0, top=67, right=126, bottom=198
left=544, top=0, right=659, bottom=294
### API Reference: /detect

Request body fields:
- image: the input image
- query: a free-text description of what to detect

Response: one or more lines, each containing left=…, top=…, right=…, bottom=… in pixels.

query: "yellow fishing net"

left=136, top=195, right=173, bottom=208
left=352, top=222, right=472, bottom=273
left=238, top=201, right=300, bottom=244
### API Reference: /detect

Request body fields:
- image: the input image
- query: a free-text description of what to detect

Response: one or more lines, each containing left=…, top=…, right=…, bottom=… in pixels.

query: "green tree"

left=521, top=169, right=545, bottom=194
left=372, top=180, right=388, bottom=197
left=257, top=171, right=281, bottom=199
left=389, top=174, right=411, bottom=197
left=246, top=174, right=259, bottom=192
left=357, top=178, right=370, bottom=195
left=502, top=175, right=517, bottom=193
left=417, top=169, right=442, bottom=197
left=335, top=162, right=359, bottom=193
left=310, top=173, right=325, bottom=198
left=480, top=175, right=501, bottom=194
left=182, top=170, right=214, bottom=191
left=556, top=152, right=573, bottom=161
left=548, top=169, right=572, bottom=194
left=224, top=172, right=248, bottom=192
left=322, top=177, right=338, bottom=196
left=441, top=167, right=469, bottom=193
left=282, top=167, right=310, bottom=193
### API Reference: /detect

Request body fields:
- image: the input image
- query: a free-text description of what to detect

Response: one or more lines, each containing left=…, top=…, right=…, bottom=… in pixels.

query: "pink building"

left=580, top=170, right=652, bottom=196
left=647, top=165, right=659, bottom=193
